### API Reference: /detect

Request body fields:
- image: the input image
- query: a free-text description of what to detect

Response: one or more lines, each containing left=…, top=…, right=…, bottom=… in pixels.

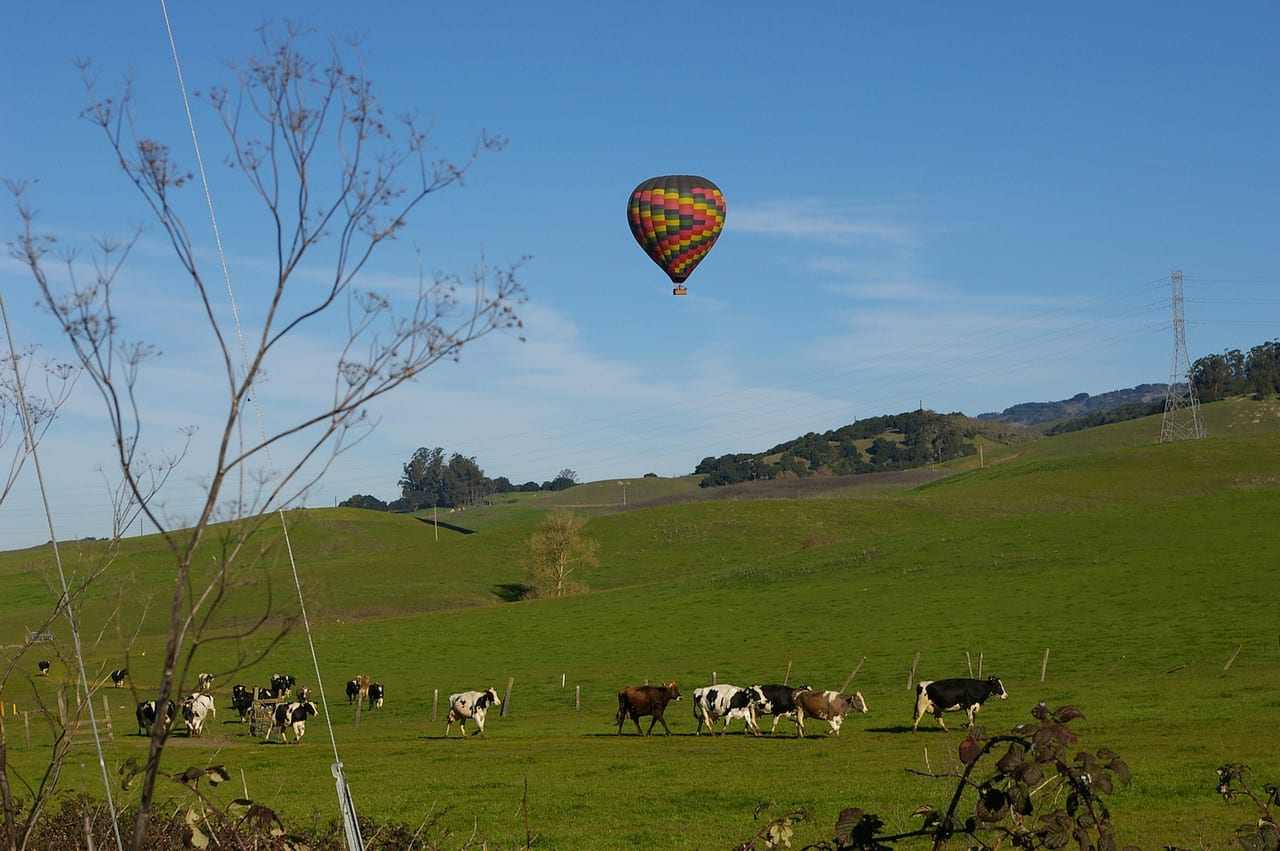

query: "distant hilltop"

left=977, top=384, right=1169, bottom=427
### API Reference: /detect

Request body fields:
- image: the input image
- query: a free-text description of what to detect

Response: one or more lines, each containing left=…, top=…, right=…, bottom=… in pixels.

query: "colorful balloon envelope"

left=627, top=175, right=726, bottom=295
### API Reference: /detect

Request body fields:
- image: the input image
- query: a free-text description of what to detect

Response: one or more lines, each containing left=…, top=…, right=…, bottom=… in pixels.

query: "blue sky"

left=2, top=2, right=1277, bottom=548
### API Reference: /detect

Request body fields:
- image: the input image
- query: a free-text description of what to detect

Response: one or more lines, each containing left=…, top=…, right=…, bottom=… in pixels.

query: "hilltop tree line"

left=1190, top=339, right=1280, bottom=401
left=695, top=410, right=983, bottom=487
left=340, top=446, right=577, bottom=511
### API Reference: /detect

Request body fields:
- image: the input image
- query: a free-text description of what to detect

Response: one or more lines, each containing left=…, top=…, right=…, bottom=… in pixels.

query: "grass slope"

left=1, top=398, right=1277, bottom=849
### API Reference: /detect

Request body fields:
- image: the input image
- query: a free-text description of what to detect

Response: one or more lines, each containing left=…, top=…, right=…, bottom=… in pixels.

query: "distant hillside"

left=693, top=409, right=1031, bottom=487
left=977, top=383, right=1168, bottom=426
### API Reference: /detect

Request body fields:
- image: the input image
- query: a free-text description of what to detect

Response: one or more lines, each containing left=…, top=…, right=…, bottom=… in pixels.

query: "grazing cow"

left=182, top=693, right=217, bottom=737
left=270, top=674, right=296, bottom=698
left=136, top=700, right=176, bottom=735
left=912, top=677, right=1008, bottom=732
left=368, top=683, right=384, bottom=709
left=37, top=661, right=51, bottom=676
left=692, top=684, right=772, bottom=736
left=197, top=672, right=215, bottom=691
left=793, top=689, right=869, bottom=738
left=264, top=700, right=318, bottom=744
left=757, top=683, right=810, bottom=734
left=615, top=681, right=682, bottom=736
left=109, top=668, right=128, bottom=688
left=445, top=688, right=502, bottom=738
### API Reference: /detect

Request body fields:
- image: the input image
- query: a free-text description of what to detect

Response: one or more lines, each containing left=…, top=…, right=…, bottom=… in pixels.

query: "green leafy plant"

left=801, top=703, right=1134, bottom=851
left=1215, top=764, right=1279, bottom=851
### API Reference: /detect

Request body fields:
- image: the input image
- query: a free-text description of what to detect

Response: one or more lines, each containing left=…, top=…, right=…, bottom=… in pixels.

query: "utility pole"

left=1159, top=270, right=1206, bottom=443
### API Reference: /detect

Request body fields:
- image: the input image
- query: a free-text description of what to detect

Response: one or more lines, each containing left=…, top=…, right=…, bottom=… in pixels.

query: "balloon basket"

left=672, top=286, right=688, bottom=296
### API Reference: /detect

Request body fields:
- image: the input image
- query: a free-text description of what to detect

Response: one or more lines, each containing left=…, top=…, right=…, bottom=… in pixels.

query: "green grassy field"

left=1, top=398, right=1278, bottom=848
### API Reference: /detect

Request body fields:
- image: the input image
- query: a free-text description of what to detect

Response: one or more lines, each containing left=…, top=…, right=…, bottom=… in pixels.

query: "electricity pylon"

left=1159, top=270, right=1206, bottom=442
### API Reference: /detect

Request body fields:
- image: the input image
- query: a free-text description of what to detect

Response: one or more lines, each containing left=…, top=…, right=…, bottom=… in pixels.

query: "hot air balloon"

left=627, top=175, right=726, bottom=295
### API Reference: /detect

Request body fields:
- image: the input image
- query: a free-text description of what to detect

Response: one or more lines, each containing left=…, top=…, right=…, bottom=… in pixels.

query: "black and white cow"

left=692, top=684, right=772, bottom=736
left=37, top=661, right=51, bottom=676
left=345, top=678, right=360, bottom=704
left=368, top=682, right=384, bottom=709
left=109, top=668, right=128, bottom=688
left=264, top=700, right=318, bottom=744
left=912, top=676, right=1008, bottom=732
left=230, top=684, right=267, bottom=722
left=445, top=688, right=502, bottom=738
left=757, top=683, right=810, bottom=734
left=182, top=692, right=217, bottom=737
left=136, top=699, right=177, bottom=735
left=270, top=674, right=296, bottom=698
left=197, top=672, right=215, bottom=691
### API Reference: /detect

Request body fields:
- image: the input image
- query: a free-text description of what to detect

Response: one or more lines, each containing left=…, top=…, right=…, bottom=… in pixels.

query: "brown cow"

left=793, top=689, right=868, bottom=738
left=616, top=681, right=682, bottom=736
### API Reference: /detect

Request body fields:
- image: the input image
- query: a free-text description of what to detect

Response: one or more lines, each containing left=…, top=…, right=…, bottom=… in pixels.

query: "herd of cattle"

left=128, top=671, right=387, bottom=744
left=60, top=660, right=1009, bottom=743
left=616, top=675, right=1008, bottom=738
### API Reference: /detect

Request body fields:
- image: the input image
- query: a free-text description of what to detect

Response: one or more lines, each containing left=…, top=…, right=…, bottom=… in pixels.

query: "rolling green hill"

left=1, top=396, right=1277, bottom=849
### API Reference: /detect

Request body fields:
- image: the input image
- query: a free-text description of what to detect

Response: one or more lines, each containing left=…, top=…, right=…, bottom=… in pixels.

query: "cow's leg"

left=934, top=711, right=948, bottom=732
left=966, top=704, right=978, bottom=728
left=828, top=717, right=843, bottom=736
left=653, top=712, right=673, bottom=736
left=795, top=708, right=806, bottom=738
left=912, top=694, right=932, bottom=732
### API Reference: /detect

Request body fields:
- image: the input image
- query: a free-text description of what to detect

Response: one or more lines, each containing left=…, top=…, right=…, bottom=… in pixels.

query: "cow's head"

left=746, top=685, right=773, bottom=715
left=987, top=677, right=1008, bottom=699
left=486, top=687, right=502, bottom=707
left=846, top=691, right=869, bottom=715
left=664, top=681, right=681, bottom=701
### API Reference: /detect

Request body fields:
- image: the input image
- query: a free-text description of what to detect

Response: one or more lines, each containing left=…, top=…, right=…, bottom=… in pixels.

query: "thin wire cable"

left=0, top=290, right=124, bottom=851
left=157, top=4, right=361, bottom=847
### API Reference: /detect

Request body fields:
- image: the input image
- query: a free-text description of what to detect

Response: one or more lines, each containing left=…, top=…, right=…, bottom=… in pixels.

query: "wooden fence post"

left=966, top=651, right=973, bottom=677
left=908, top=652, right=920, bottom=689
left=102, top=695, right=113, bottom=742
left=1040, top=648, right=1050, bottom=682
left=432, top=689, right=438, bottom=723
left=783, top=661, right=792, bottom=686
left=841, top=657, right=866, bottom=694
left=575, top=685, right=580, bottom=711
left=1224, top=644, right=1243, bottom=671
left=978, top=651, right=984, bottom=679
left=1104, top=655, right=1125, bottom=677
left=500, top=677, right=515, bottom=717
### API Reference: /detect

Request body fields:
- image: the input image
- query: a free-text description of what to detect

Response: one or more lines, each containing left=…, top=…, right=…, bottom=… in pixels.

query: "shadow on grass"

left=493, top=582, right=535, bottom=602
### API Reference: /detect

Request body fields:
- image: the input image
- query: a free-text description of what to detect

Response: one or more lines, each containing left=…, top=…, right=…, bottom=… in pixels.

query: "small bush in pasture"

left=525, top=510, right=598, bottom=597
